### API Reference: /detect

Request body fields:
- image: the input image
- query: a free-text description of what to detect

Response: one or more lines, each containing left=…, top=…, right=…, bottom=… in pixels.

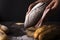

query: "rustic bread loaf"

left=24, top=0, right=52, bottom=28
left=0, top=29, right=8, bottom=40
left=34, top=25, right=60, bottom=40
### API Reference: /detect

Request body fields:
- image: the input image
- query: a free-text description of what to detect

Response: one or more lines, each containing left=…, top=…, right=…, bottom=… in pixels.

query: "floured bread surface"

left=24, top=2, right=46, bottom=27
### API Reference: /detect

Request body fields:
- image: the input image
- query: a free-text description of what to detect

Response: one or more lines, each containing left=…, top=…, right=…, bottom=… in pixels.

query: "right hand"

left=46, top=0, right=59, bottom=10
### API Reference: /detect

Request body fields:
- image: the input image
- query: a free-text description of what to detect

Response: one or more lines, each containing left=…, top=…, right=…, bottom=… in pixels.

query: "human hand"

left=46, top=0, right=59, bottom=9
left=26, top=1, right=39, bottom=15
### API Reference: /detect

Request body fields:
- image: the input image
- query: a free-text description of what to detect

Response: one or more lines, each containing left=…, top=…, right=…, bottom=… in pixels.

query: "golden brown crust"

left=33, top=25, right=60, bottom=40
left=0, top=30, right=8, bottom=40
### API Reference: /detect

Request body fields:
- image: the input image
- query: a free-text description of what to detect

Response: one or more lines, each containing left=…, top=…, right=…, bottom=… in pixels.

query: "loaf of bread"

left=33, top=25, right=60, bottom=40
left=0, top=29, right=8, bottom=40
left=24, top=0, right=52, bottom=28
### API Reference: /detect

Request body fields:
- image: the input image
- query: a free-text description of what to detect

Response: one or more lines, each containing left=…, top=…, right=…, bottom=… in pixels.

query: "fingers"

left=26, top=10, right=30, bottom=15
left=26, top=1, right=39, bottom=15
left=51, top=0, right=59, bottom=9
left=26, top=4, right=34, bottom=15
left=46, top=0, right=59, bottom=10
left=26, top=5, right=32, bottom=15
left=46, top=0, right=55, bottom=9
left=28, top=6, right=31, bottom=10
left=26, top=6, right=32, bottom=15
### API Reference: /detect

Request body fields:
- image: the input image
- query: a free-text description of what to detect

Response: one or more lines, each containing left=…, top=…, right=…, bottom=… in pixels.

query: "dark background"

left=0, top=0, right=36, bottom=22
left=0, top=0, right=60, bottom=23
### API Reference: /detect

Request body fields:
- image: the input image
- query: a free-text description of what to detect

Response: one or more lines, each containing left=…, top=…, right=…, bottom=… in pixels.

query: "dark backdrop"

left=0, top=0, right=60, bottom=23
left=0, top=0, right=36, bottom=22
